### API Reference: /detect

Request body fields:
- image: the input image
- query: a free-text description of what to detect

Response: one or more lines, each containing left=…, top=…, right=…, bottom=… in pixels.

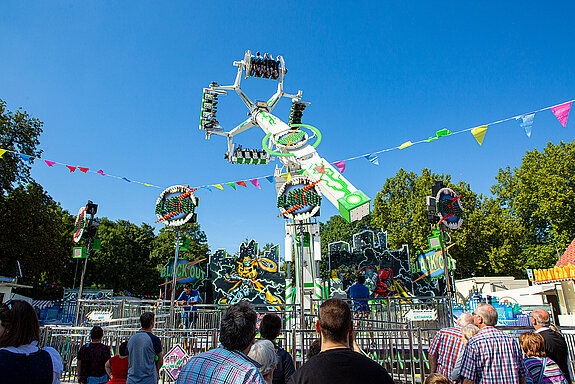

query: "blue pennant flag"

left=19, top=154, right=32, bottom=163
left=201, top=186, right=212, bottom=192
left=517, top=113, right=535, bottom=138
left=265, top=176, right=274, bottom=183
left=364, top=153, right=379, bottom=166
left=122, top=177, right=131, bottom=182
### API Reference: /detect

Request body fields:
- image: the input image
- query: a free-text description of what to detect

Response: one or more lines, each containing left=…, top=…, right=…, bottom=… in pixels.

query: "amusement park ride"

left=198, top=51, right=371, bottom=321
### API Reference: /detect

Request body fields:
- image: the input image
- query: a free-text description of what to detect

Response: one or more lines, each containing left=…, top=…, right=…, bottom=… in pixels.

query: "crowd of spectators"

left=1, top=297, right=572, bottom=384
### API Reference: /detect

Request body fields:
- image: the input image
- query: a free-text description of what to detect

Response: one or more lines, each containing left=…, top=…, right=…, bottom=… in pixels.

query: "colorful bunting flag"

left=97, top=170, right=106, bottom=176
left=517, top=113, right=535, bottom=138
left=144, top=183, right=153, bottom=187
left=226, top=182, right=236, bottom=190
left=364, top=154, right=379, bottom=166
left=0, top=149, right=6, bottom=158
left=249, top=179, right=261, bottom=189
left=314, top=165, right=326, bottom=174
left=282, top=172, right=292, bottom=182
left=471, top=125, right=488, bottom=146
left=265, top=176, right=274, bottom=183
left=45, top=160, right=55, bottom=166
left=436, top=128, right=452, bottom=137
left=66, top=165, right=76, bottom=172
left=334, top=160, right=346, bottom=173
left=236, top=181, right=247, bottom=188
left=551, top=101, right=572, bottom=128
left=399, top=141, right=413, bottom=149
left=201, top=186, right=212, bottom=192
left=297, top=170, right=305, bottom=175
left=79, top=167, right=89, bottom=173
left=19, top=154, right=32, bottom=162
left=424, top=137, right=438, bottom=142
left=213, top=184, right=224, bottom=191
left=122, top=177, right=131, bottom=182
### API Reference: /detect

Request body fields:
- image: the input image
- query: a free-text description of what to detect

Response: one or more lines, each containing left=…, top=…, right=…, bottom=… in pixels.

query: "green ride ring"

left=261, top=124, right=322, bottom=157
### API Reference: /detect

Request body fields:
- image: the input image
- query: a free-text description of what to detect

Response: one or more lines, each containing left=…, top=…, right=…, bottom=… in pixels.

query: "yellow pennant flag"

left=399, top=141, right=413, bottom=149
left=144, top=183, right=153, bottom=187
left=471, top=125, right=488, bottom=146
left=0, top=149, right=6, bottom=158
left=213, top=184, right=224, bottom=191
left=282, top=172, right=292, bottom=182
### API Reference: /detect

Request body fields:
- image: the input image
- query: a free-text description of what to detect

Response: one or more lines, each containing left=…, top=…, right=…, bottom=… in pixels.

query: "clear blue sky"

left=1, top=1, right=574, bottom=252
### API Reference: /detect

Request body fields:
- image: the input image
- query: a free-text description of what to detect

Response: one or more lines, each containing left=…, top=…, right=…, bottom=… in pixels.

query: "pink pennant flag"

left=66, top=165, right=76, bottom=172
left=45, top=160, right=56, bottom=167
left=333, top=160, right=346, bottom=173
left=78, top=167, right=89, bottom=173
left=236, top=181, right=247, bottom=188
left=314, top=165, right=326, bottom=174
left=249, top=179, right=261, bottom=189
left=97, top=169, right=106, bottom=176
left=551, top=101, right=572, bottom=128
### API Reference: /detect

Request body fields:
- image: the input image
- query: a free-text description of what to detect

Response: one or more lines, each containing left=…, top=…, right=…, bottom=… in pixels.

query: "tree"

left=0, top=182, right=75, bottom=299
left=84, top=219, right=160, bottom=295
left=372, top=168, right=480, bottom=261
left=491, top=141, right=575, bottom=270
left=0, top=100, right=43, bottom=195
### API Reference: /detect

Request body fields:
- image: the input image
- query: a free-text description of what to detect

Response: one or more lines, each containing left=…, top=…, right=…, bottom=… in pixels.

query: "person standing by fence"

left=176, top=283, right=200, bottom=328
left=126, top=312, right=163, bottom=384
left=176, top=301, right=266, bottom=384
left=105, top=341, right=129, bottom=384
left=531, top=308, right=571, bottom=383
left=429, top=312, right=474, bottom=381
left=289, top=298, right=394, bottom=384
left=459, top=303, right=526, bottom=384
left=0, top=300, right=63, bottom=384
left=77, top=326, right=111, bottom=384
left=259, top=313, right=295, bottom=384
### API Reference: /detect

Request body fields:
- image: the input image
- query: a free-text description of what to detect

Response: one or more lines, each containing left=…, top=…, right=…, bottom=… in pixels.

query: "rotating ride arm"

left=198, top=50, right=370, bottom=222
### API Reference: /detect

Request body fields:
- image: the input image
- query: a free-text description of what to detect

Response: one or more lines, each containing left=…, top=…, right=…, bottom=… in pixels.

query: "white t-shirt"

left=0, top=340, right=63, bottom=384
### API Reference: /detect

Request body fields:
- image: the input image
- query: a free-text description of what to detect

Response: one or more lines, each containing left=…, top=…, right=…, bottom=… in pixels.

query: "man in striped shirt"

left=459, top=303, right=526, bottom=384
left=429, top=312, right=474, bottom=381
left=176, top=301, right=265, bottom=384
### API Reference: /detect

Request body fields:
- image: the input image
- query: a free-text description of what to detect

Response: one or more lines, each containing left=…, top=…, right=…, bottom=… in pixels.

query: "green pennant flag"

left=436, top=128, right=452, bottom=137
left=226, top=182, right=237, bottom=190
left=424, top=137, right=438, bottom=143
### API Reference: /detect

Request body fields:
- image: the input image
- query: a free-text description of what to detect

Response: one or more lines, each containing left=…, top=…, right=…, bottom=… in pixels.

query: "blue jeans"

left=87, top=375, right=108, bottom=384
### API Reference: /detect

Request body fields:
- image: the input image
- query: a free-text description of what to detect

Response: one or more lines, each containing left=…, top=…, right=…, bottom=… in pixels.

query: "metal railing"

left=41, top=297, right=575, bottom=384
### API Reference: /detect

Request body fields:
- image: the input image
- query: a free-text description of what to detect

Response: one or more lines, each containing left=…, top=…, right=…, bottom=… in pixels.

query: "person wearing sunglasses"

left=0, top=300, right=63, bottom=384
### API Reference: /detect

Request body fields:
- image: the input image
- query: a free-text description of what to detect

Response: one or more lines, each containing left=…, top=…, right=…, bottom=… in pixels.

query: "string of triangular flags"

left=0, top=99, right=571, bottom=192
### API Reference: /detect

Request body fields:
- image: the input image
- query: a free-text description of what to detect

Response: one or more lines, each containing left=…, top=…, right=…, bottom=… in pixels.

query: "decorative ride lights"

left=154, top=185, right=200, bottom=327
left=155, top=185, right=199, bottom=227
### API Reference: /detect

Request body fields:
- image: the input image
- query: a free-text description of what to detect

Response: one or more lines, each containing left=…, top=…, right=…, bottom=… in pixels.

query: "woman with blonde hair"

left=519, top=331, right=567, bottom=384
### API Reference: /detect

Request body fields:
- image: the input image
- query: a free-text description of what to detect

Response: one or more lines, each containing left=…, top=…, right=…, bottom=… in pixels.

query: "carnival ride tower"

left=198, top=51, right=371, bottom=320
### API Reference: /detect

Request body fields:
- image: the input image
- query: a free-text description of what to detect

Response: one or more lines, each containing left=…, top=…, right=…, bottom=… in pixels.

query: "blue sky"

left=1, top=1, right=574, bottom=253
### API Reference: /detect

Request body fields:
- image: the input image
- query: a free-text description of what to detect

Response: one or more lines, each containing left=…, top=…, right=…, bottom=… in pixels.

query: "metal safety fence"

left=41, top=297, right=575, bottom=383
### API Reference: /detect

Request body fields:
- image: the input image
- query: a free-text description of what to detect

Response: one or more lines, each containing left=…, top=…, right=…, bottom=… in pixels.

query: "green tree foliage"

left=0, top=100, right=43, bottom=195
left=372, top=168, right=480, bottom=261
left=0, top=183, right=74, bottom=298
left=491, top=141, right=575, bottom=270
left=151, top=222, right=210, bottom=267
left=83, top=219, right=160, bottom=294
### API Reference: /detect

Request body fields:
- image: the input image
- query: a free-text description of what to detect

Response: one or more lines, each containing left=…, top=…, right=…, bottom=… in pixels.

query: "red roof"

left=556, top=237, right=575, bottom=267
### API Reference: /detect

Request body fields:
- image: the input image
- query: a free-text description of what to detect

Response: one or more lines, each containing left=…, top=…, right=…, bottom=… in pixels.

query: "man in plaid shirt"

left=429, top=312, right=474, bottom=381
left=176, top=301, right=265, bottom=384
left=459, top=303, right=526, bottom=384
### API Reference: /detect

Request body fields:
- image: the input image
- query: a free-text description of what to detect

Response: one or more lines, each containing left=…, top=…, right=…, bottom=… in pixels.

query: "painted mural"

left=328, top=230, right=440, bottom=298
left=209, top=240, right=285, bottom=310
